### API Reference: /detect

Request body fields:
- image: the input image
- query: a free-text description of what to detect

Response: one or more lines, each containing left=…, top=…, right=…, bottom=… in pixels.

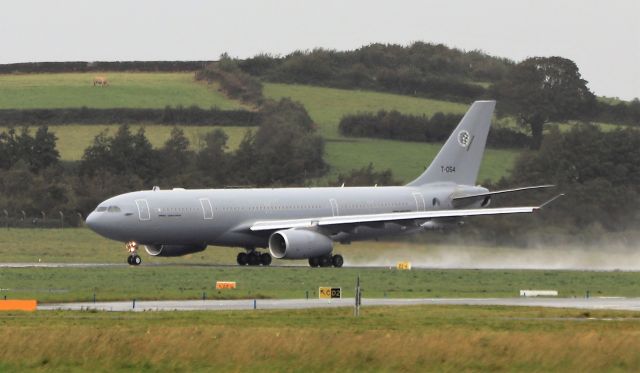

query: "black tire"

left=332, top=254, right=344, bottom=268
left=133, top=255, right=142, bottom=266
left=260, top=253, right=272, bottom=266
left=308, top=257, right=320, bottom=267
left=237, top=252, right=248, bottom=266
left=248, top=252, right=261, bottom=266
left=320, top=256, right=332, bottom=267
left=127, top=255, right=133, bottom=265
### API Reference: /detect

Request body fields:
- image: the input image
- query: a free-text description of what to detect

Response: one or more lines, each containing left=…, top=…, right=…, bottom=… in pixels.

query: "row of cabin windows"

left=158, top=208, right=197, bottom=213
left=138, top=200, right=423, bottom=215
left=343, top=202, right=410, bottom=209
left=221, top=205, right=322, bottom=212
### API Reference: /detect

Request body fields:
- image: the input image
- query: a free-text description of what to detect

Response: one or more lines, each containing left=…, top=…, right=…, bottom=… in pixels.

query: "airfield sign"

left=319, top=287, right=341, bottom=299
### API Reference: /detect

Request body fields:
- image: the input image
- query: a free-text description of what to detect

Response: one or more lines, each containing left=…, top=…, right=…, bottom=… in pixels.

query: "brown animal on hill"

left=93, top=76, right=109, bottom=87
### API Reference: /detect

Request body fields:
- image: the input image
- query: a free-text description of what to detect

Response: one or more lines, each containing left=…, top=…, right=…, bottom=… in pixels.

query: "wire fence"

left=1, top=210, right=85, bottom=229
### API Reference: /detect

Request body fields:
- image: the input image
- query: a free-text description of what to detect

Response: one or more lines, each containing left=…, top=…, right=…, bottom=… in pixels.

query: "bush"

left=339, top=110, right=530, bottom=148
left=0, top=107, right=259, bottom=126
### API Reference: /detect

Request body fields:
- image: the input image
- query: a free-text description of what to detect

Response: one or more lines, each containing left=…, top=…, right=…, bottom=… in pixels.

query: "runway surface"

left=0, top=262, right=123, bottom=268
left=38, top=297, right=640, bottom=312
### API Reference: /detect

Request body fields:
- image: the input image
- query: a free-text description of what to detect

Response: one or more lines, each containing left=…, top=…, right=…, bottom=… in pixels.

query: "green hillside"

left=264, top=83, right=469, bottom=138
left=0, top=72, right=246, bottom=109
left=324, top=138, right=515, bottom=184
left=263, top=83, right=516, bottom=183
left=0, top=73, right=518, bottom=182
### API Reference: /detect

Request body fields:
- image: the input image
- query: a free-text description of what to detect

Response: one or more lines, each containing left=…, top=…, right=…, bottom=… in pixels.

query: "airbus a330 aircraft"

left=86, top=100, right=559, bottom=267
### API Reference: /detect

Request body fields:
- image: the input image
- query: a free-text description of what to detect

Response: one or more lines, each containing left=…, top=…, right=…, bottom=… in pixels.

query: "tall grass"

left=1, top=306, right=639, bottom=372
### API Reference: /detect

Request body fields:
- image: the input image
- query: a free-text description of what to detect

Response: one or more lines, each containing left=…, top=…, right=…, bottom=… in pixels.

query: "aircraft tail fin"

left=407, top=100, right=496, bottom=187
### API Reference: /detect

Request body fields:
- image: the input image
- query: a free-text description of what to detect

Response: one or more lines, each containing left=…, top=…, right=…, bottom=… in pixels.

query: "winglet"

left=535, top=193, right=565, bottom=210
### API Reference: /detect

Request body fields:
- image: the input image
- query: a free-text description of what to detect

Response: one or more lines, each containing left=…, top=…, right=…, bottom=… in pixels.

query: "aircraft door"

left=329, top=198, right=340, bottom=216
left=135, top=199, right=151, bottom=221
left=199, top=198, right=214, bottom=220
left=412, top=192, right=426, bottom=212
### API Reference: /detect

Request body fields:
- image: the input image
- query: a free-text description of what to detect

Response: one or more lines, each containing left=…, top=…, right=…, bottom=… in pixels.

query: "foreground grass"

left=1, top=306, right=640, bottom=372
left=0, top=125, right=255, bottom=160
left=0, top=72, right=245, bottom=109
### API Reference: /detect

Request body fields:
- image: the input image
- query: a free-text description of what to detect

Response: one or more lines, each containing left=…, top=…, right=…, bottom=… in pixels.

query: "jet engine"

left=268, top=229, right=333, bottom=259
left=144, top=244, right=207, bottom=257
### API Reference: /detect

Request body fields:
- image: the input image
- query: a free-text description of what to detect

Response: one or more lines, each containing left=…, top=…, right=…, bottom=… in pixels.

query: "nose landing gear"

left=126, top=241, right=142, bottom=266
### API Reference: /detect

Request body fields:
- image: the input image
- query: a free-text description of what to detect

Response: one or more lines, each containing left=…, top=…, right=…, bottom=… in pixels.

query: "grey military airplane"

left=86, top=100, right=558, bottom=267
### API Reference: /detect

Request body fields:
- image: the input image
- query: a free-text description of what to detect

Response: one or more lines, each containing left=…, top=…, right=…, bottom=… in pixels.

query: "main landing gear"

left=126, top=241, right=142, bottom=266
left=309, top=254, right=343, bottom=268
left=237, top=249, right=272, bottom=266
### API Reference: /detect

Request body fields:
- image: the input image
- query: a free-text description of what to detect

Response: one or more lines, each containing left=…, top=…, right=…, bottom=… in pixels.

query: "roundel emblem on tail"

left=457, top=130, right=471, bottom=147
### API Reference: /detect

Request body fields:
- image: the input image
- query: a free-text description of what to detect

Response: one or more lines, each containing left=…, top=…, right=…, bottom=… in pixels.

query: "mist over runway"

left=344, top=243, right=640, bottom=271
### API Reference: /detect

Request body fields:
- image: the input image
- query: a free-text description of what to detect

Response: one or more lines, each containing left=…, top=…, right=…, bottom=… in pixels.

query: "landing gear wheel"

left=332, top=254, right=344, bottom=268
left=260, top=253, right=272, bottom=266
left=320, top=255, right=332, bottom=267
left=308, top=257, right=320, bottom=268
left=248, top=252, right=261, bottom=266
left=125, top=241, right=140, bottom=266
left=237, top=252, right=248, bottom=266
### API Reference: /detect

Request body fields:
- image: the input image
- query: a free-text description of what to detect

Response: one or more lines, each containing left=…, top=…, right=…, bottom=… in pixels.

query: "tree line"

left=236, top=42, right=507, bottom=102
left=0, top=106, right=258, bottom=126
left=0, top=61, right=209, bottom=74
left=339, top=110, right=531, bottom=149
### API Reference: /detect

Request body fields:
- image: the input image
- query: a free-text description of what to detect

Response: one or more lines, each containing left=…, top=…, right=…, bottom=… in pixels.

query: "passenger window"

left=96, top=206, right=107, bottom=212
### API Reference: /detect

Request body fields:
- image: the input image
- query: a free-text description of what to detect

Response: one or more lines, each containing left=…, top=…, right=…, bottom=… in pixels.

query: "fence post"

left=2, top=209, right=7, bottom=229
left=59, top=211, right=64, bottom=229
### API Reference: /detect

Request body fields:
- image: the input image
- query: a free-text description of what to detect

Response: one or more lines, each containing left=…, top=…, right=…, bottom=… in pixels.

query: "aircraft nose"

left=85, top=212, right=100, bottom=231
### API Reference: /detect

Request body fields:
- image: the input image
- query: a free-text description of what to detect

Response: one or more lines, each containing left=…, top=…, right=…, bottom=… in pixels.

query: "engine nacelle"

left=268, top=229, right=333, bottom=259
left=144, top=244, right=207, bottom=257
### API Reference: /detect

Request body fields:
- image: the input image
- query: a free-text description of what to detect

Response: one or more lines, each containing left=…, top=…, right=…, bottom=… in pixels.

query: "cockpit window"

left=107, top=206, right=121, bottom=212
left=96, top=206, right=107, bottom=212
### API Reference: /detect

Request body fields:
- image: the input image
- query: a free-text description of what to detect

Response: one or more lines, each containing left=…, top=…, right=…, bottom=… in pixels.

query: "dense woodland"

left=1, top=42, right=639, bottom=244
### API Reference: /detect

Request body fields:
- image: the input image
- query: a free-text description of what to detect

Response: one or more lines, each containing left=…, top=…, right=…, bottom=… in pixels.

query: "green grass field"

left=1, top=306, right=640, bottom=372
left=264, top=83, right=469, bottom=138
left=323, top=138, right=515, bottom=184
left=4, top=264, right=640, bottom=303
left=0, top=125, right=255, bottom=160
left=0, top=72, right=246, bottom=109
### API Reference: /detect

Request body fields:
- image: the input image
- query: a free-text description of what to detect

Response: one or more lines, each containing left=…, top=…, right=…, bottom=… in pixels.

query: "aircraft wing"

left=250, top=195, right=563, bottom=232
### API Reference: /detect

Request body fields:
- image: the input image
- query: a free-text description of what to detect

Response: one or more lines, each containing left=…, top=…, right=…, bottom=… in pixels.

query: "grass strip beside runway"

left=1, top=305, right=640, bottom=372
